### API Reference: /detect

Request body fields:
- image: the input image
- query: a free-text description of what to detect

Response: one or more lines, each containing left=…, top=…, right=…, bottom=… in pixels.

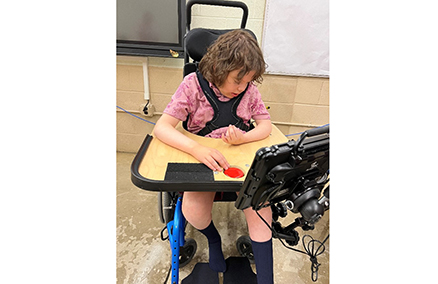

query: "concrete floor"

left=117, top=152, right=329, bottom=284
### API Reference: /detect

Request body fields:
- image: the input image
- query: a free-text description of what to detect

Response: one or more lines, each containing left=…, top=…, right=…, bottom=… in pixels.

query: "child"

left=154, top=29, right=274, bottom=284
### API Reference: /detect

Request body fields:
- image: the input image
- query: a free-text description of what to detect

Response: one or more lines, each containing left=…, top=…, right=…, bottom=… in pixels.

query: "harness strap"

left=184, top=71, right=253, bottom=137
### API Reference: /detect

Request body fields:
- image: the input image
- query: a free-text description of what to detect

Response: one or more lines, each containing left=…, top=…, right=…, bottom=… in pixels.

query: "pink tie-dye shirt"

left=163, top=72, right=270, bottom=138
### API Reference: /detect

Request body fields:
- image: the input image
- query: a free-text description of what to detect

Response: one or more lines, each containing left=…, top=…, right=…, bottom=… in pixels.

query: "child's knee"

left=244, top=207, right=272, bottom=241
left=182, top=194, right=214, bottom=228
left=181, top=198, right=197, bottom=218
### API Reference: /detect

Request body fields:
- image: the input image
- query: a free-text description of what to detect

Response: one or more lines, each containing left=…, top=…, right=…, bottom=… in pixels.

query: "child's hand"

left=190, top=145, right=230, bottom=172
left=221, top=125, right=246, bottom=145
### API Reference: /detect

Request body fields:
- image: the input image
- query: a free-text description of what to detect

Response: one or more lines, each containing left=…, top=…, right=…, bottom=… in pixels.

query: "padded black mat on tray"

left=164, top=163, right=214, bottom=181
left=164, top=163, right=214, bottom=182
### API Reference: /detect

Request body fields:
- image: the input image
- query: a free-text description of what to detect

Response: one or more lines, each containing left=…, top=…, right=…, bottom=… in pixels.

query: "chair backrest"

left=183, top=1, right=253, bottom=77
left=186, top=0, right=249, bottom=31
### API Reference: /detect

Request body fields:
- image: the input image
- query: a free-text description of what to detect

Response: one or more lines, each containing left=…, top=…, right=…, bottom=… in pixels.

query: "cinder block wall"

left=117, top=0, right=329, bottom=153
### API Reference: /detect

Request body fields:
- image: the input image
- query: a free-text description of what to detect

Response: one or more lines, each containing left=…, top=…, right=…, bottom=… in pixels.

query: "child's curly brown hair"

left=198, top=29, right=266, bottom=87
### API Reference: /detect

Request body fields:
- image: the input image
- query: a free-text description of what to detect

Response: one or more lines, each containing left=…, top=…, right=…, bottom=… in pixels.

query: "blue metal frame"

left=166, top=197, right=186, bottom=284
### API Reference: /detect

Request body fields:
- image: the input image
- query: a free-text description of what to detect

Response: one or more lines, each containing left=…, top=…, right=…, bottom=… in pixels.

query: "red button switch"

left=224, top=167, right=244, bottom=178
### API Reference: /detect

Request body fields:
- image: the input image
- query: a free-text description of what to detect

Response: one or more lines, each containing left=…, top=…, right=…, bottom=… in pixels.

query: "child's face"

left=217, top=69, right=256, bottom=99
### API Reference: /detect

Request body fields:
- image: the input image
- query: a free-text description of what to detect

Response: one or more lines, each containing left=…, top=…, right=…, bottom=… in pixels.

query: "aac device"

left=235, top=126, right=329, bottom=233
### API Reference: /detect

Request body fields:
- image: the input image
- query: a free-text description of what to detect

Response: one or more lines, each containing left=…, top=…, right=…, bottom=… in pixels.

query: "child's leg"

left=182, top=192, right=216, bottom=229
left=244, top=206, right=274, bottom=284
left=182, top=192, right=226, bottom=272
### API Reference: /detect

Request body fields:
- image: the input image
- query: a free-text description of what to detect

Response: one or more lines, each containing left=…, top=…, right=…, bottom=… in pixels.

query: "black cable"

left=302, top=234, right=329, bottom=282
left=160, top=225, right=169, bottom=241
left=255, top=209, right=307, bottom=256
left=163, top=264, right=172, bottom=284
left=254, top=208, right=329, bottom=282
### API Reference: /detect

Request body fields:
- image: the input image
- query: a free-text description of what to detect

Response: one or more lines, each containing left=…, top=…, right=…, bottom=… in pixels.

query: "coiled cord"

left=302, top=234, right=329, bottom=282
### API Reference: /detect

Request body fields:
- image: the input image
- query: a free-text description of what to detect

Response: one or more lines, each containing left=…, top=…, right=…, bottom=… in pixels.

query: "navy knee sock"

left=251, top=238, right=274, bottom=284
left=198, top=221, right=227, bottom=272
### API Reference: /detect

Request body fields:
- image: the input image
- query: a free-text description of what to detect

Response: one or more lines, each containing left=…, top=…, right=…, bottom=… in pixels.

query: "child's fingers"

left=226, top=126, right=232, bottom=139
left=221, top=133, right=229, bottom=144
left=228, top=125, right=237, bottom=140
left=231, top=125, right=241, bottom=140
left=195, top=145, right=229, bottom=171
left=211, top=151, right=230, bottom=170
left=203, top=158, right=220, bottom=172
left=201, top=154, right=223, bottom=172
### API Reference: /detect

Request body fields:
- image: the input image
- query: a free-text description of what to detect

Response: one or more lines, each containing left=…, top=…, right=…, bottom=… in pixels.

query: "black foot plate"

left=223, top=257, right=257, bottom=284
left=181, top=257, right=257, bottom=284
left=181, top=263, right=219, bottom=284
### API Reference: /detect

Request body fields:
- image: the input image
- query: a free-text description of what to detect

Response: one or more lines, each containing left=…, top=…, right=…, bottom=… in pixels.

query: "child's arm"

left=154, top=113, right=230, bottom=172
left=221, top=119, right=272, bottom=145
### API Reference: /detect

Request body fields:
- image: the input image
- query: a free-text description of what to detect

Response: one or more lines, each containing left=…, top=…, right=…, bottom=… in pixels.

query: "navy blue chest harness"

left=183, top=71, right=254, bottom=137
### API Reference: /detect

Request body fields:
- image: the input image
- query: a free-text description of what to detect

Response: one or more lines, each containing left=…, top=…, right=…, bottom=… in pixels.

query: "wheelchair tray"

left=130, top=123, right=288, bottom=192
